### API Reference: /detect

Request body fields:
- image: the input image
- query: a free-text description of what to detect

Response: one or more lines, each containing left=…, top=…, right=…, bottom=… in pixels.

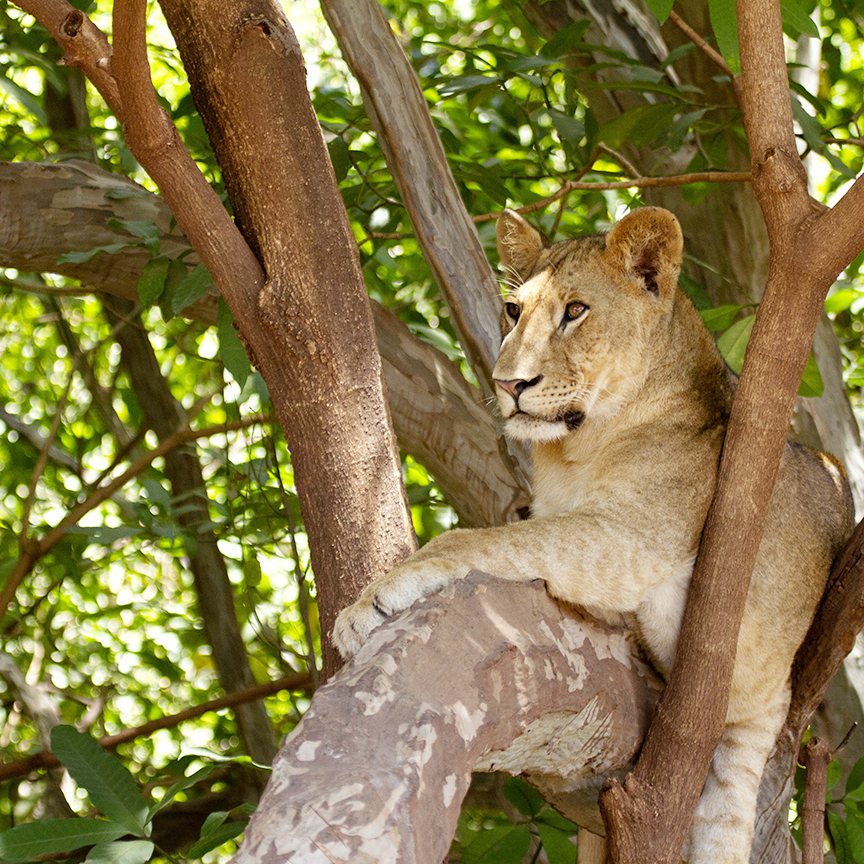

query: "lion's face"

left=493, top=208, right=683, bottom=444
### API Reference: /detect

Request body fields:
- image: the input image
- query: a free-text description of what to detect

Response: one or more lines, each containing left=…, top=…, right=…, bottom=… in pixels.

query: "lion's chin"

left=504, top=413, right=578, bottom=443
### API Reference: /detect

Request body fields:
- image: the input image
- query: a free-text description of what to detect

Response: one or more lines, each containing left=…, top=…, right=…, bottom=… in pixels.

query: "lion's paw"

left=332, top=558, right=465, bottom=659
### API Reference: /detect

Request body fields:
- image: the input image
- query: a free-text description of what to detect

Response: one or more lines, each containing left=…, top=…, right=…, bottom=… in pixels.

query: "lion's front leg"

left=332, top=555, right=470, bottom=658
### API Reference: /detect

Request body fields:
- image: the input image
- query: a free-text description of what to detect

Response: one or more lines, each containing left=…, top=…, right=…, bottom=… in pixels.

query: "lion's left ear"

left=604, top=207, right=683, bottom=300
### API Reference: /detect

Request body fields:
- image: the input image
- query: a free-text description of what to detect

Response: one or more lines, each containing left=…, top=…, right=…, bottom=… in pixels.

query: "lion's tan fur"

left=334, top=207, right=853, bottom=862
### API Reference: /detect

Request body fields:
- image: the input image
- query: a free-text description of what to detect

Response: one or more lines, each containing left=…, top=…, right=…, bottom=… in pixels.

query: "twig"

left=472, top=171, right=752, bottom=223
left=798, top=737, right=832, bottom=864
left=668, top=10, right=732, bottom=78
left=597, top=143, right=640, bottom=179
left=0, top=671, right=312, bottom=781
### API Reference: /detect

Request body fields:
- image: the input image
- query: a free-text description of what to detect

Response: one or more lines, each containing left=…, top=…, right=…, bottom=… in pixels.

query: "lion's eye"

left=505, top=302, right=521, bottom=322
left=563, top=302, right=587, bottom=322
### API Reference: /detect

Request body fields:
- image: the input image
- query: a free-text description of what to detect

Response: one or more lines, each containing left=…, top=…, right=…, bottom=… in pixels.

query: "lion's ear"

left=496, top=209, right=545, bottom=284
left=604, top=207, right=683, bottom=300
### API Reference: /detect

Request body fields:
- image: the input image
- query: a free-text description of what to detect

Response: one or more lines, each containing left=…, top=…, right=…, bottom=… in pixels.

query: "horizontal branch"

left=472, top=172, right=752, bottom=223
left=0, top=672, right=311, bottom=781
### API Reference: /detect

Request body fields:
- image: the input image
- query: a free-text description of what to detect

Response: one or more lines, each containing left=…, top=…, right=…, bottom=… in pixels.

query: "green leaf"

left=781, top=0, right=819, bottom=38
left=645, top=0, right=674, bottom=23
left=825, top=287, right=864, bottom=315
left=186, top=819, right=246, bottom=857
left=845, top=754, right=864, bottom=800
left=845, top=803, right=864, bottom=864
left=107, top=219, right=161, bottom=254
left=537, top=822, right=578, bottom=864
left=50, top=726, right=149, bottom=835
left=461, top=824, right=532, bottom=864
left=708, top=0, right=741, bottom=75
left=549, top=110, right=584, bottom=142
left=0, top=73, right=48, bottom=124
left=828, top=808, right=853, bottom=864
left=799, top=352, right=824, bottom=398
left=137, top=256, right=170, bottom=307
left=791, top=98, right=856, bottom=178
left=438, top=75, right=498, bottom=96
left=716, top=313, right=755, bottom=375
left=0, top=818, right=127, bottom=862
left=504, top=776, right=544, bottom=817
left=171, top=263, right=213, bottom=315
left=84, top=840, right=155, bottom=864
left=700, top=304, right=749, bottom=332
left=147, top=765, right=218, bottom=822
left=599, top=103, right=679, bottom=149
left=328, top=137, right=351, bottom=184
left=65, top=526, right=144, bottom=544
left=679, top=272, right=712, bottom=311
left=57, top=244, right=131, bottom=264
left=218, top=297, right=251, bottom=388
left=536, top=809, right=581, bottom=834
left=540, top=20, right=591, bottom=57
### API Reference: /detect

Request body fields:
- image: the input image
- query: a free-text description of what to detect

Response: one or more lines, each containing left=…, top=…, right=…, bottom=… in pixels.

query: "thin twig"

left=669, top=10, right=732, bottom=78
left=472, top=171, right=752, bottom=223
left=0, top=671, right=311, bottom=781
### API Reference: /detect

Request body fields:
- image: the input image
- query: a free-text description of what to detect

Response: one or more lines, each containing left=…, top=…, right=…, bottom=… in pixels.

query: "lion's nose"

left=494, top=375, right=543, bottom=400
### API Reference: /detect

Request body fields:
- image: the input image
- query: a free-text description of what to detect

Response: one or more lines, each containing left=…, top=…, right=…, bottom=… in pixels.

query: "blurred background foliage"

left=0, top=0, right=863, bottom=860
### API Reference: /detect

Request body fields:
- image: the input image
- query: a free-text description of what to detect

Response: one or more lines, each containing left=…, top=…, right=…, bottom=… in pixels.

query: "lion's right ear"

left=496, top=209, right=545, bottom=284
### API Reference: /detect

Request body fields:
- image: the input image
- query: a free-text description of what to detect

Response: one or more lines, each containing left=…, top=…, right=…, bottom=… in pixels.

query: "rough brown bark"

left=230, top=574, right=661, bottom=864
left=798, top=738, right=829, bottom=864
left=0, top=160, right=525, bottom=528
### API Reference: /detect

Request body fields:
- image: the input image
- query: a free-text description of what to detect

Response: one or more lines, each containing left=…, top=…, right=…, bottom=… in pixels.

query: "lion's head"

left=492, top=207, right=685, bottom=443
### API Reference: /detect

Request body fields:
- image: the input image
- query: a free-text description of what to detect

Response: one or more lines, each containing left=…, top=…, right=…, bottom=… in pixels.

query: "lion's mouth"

left=511, top=409, right=586, bottom=431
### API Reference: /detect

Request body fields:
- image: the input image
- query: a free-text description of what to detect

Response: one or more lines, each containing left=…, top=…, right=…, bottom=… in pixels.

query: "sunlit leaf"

left=700, top=304, right=749, bottom=332
left=708, top=0, right=741, bottom=75
left=716, top=313, right=756, bottom=375
left=780, top=0, right=819, bottom=38
left=218, top=296, right=251, bottom=388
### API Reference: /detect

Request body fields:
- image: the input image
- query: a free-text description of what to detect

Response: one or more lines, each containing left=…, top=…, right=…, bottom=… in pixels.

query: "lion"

left=333, top=206, right=854, bottom=863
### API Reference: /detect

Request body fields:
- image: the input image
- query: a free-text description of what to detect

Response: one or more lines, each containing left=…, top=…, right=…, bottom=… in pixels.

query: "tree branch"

left=0, top=672, right=311, bottom=782
left=231, top=575, right=662, bottom=864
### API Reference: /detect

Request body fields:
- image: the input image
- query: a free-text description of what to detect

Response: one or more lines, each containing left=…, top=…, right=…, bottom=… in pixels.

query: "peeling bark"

left=231, top=574, right=661, bottom=864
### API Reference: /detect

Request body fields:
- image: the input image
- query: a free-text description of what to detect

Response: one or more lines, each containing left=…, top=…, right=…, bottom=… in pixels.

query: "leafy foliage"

left=0, top=0, right=863, bottom=860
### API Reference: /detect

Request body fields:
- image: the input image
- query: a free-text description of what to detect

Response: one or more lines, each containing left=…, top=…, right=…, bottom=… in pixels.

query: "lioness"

left=333, top=206, right=853, bottom=863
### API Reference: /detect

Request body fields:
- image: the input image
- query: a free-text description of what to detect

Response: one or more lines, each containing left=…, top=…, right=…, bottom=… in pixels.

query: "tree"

left=1, top=0, right=864, bottom=861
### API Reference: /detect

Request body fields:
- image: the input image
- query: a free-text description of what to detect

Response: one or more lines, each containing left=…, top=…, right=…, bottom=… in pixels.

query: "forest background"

left=1, top=0, right=864, bottom=861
